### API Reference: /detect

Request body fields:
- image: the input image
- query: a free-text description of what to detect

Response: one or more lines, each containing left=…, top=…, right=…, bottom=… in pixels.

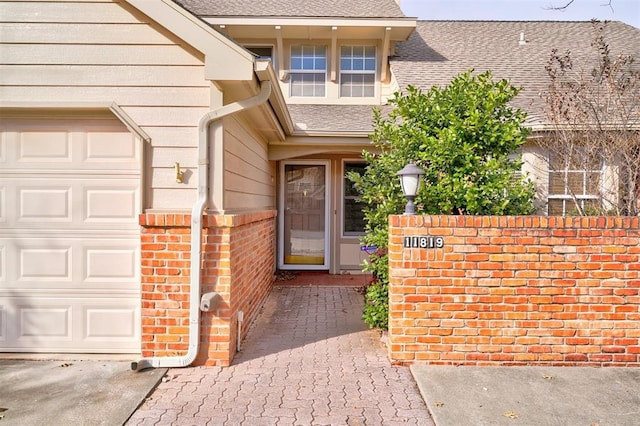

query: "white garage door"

left=0, top=117, right=141, bottom=353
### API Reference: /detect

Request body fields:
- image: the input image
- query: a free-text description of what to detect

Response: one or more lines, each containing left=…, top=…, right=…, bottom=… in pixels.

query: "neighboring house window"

left=290, top=45, right=326, bottom=97
left=547, top=151, right=602, bottom=215
left=340, top=46, right=376, bottom=97
left=343, top=162, right=367, bottom=236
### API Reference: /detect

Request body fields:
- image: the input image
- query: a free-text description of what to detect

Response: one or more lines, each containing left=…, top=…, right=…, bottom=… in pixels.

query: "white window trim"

left=547, top=155, right=607, bottom=215
left=339, top=45, right=377, bottom=98
left=289, top=44, right=328, bottom=98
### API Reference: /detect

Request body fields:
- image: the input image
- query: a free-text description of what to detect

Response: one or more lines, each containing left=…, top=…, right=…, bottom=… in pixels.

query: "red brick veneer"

left=388, top=215, right=640, bottom=366
left=140, top=211, right=276, bottom=366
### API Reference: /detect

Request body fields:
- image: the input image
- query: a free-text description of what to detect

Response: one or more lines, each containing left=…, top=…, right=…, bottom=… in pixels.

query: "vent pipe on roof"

left=519, top=32, right=528, bottom=45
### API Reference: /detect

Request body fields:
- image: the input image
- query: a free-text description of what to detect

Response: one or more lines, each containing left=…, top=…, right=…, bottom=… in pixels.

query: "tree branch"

left=547, top=0, right=614, bottom=13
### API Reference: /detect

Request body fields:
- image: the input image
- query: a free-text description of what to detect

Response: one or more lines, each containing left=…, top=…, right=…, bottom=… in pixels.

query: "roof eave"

left=204, top=17, right=417, bottom=40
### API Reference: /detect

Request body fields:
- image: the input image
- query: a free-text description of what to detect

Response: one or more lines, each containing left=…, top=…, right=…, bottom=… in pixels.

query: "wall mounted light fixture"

left=175, top=162, right=184, bottom=184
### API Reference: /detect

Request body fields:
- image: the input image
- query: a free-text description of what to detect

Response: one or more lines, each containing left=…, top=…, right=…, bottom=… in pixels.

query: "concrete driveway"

left=0, top=359, right=165, bottom=425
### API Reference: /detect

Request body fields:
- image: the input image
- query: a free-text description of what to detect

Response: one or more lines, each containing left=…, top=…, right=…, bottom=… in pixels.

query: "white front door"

left=0, top=118, right=141, bottom=353
left=279, top=161, right=330, bottom=270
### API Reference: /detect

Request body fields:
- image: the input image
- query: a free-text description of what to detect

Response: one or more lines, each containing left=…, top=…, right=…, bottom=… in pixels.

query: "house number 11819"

left=403, top=236, right=444, bottom=249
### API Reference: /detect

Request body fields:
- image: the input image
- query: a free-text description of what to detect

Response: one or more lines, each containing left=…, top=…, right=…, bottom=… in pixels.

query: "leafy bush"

left=352, top=70, right=536, bottom=329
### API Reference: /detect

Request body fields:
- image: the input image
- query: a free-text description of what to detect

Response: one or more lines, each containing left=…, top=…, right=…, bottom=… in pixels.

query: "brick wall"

left=388, top=215, right=640, bottom=366
left=140, top=211, right=276, bottom=366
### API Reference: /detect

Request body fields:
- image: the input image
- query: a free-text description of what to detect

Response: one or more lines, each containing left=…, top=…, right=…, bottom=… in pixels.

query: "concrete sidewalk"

left=0, top=359, right=165, bottom=425
left=412, top=365, right=640, bottom=426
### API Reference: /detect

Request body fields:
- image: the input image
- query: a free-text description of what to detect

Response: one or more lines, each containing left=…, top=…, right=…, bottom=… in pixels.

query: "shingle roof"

left=288, top=104, right=388, bottom=133
left=390, top=21, right=640, bottom=126
left=174, top=0, right=406, bottom=18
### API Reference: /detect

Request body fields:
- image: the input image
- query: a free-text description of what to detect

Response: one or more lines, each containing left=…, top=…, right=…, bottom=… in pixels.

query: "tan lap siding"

left=223, top=116, right=276, bottom=212
left=0, top=0, right=212, bottom=210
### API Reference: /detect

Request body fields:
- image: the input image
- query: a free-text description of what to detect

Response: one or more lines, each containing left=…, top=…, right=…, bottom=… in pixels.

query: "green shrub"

left=352, top=70, right=536, bottom=330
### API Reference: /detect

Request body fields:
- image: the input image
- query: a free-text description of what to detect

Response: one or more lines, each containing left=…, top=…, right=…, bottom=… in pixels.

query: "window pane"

left=365, top=58, right=376, bottom=70
left=567, top=172, right=585, bottom=195
left=290, top=45, right=327, bottom=97
left=344, top=163, right=366, bottom=235
left=290, top=76, right=302, bottom=96
left=344, top=200, right=366, bottom=234
left=548, top=199, right=565, bottom=215
left=362, top=80, right=375, bottom=96
left=548, top=149, right=604, bottom=215
left=303, top=57, right=314, bottom=69
left=549, top=172, right=566, bottom=195
left=339, top=45, right=376, bottom=98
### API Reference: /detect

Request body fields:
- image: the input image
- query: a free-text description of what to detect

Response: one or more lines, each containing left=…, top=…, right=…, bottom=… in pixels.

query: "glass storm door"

left=279, top=162, right=330, bottom=269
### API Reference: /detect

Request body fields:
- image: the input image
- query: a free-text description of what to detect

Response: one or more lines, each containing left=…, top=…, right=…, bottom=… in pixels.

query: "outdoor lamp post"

left=397, top=161, right=425, bottom=215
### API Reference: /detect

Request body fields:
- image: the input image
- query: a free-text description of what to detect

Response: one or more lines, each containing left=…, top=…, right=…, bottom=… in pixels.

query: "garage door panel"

left=0, top=185, right=6, bottom=224
left=20, top=247, right=72, bottom=281
left=86, top=131, right=138, bottom=162
left=85, top=186, right=139, bottom=222
left=19, top=187, right=72, bottom=222
left=2, top=120, right=140, bottom=171
left=7, top=177, right=139, bottom=229
left=18, top=131, right=71, bottom=162
left=20, top=306, right=71, bottom=339
left=0, top=118, right=141, bottom=353
left=3, top=297, right=139, bottom=352
left=85, top=245, right=138, bottom=284
left=85, top=306, right=137, bottom=340
left=3, top=236, right=138, bottom=290
left=0, top=304, right=6, bottom=341
left=0, top=244, right=5, bottom=284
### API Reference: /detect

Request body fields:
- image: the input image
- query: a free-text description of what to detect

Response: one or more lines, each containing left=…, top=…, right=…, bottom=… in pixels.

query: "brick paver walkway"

left=127, top=286, right=435, bottom=425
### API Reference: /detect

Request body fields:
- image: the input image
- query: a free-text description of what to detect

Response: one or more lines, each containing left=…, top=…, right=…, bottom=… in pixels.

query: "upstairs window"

left=547, top=149, right=602, bottom=215
left=340, top=46, right=376, bottom=97
left=290, top=45, right=326, bottom=97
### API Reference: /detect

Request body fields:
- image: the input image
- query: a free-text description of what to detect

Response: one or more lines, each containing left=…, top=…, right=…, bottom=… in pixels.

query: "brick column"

left=140, top=211, right=276, bottom=366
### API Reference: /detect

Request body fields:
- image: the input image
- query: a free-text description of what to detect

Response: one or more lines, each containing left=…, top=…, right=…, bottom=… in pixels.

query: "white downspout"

left=132, top=80, right=272, bottom=371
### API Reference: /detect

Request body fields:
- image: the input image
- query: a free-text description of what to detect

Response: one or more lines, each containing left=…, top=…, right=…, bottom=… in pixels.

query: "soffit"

left=206, top=19, right=415, bottom=41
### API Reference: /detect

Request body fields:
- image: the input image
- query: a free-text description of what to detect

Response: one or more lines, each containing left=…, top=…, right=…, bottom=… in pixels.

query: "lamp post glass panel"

left=397, top=161, right=425, bottom=215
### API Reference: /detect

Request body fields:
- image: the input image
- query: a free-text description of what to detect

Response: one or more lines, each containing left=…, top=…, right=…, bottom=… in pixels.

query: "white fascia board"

left=254, top=60, right=295, bottom=135
left=205, top=17, right=416, bottom=27
left=124, top=0, right=254, bottom=81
